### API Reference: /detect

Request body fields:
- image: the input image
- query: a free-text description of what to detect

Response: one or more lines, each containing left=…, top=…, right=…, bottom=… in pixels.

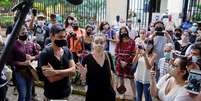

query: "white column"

left=106, top=0, right=128, bottom=25
left=160, top=0, right=168, bottom=13
left=167, top=0, right=183, bottom=26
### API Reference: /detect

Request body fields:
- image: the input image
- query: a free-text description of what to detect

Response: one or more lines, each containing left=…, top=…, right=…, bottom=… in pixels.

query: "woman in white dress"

left=150, top=56, right=189, bottom=101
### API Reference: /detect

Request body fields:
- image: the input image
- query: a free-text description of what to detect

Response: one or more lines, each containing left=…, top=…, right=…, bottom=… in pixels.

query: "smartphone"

left=185, top=70, right=201, bottom=94
left=116, top=15, right=120, bottom=22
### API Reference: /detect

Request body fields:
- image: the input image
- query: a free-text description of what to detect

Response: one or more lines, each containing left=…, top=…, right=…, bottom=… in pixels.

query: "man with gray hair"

left=158, top=43, right=174, bottom=79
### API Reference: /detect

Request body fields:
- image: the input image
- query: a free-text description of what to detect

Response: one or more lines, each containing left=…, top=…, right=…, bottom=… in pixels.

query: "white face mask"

left=68, top=19, right=73, bottom=24
left=37, top=20, right=45, bottom=26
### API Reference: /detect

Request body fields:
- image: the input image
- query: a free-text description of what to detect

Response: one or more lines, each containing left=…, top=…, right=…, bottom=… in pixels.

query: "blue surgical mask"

left=164, top=52, right=172, bottom=60
left=192, top=56, right=199, bottom=63
left=191, top=26, right=198, bottom=33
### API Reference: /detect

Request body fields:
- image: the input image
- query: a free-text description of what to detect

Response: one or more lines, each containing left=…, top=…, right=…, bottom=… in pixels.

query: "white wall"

left=160, top=0, right=168, bottom=13
left=167, top=0, right=183, bottom=26
left=106, top=0, right=127, bottom=25
left=160, top=0, right=183, bottom=26
left=167, top=0, right=183, bottom=14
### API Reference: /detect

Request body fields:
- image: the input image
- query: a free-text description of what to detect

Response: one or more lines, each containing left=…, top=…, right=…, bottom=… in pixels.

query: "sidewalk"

left=72, top=78, right=135, bottom=101
left=6, top=86, right=85, bottom=101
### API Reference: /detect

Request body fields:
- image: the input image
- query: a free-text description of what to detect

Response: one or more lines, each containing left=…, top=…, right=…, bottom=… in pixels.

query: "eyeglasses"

left=172, top=64, right=180, bottom=68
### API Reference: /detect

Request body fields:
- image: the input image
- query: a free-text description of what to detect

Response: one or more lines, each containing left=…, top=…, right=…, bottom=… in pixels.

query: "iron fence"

left=0, top=0, right=107, bottom=28
left=187, top=0, right=201, bottom=22
left=127, top=0, right=150, bottom=30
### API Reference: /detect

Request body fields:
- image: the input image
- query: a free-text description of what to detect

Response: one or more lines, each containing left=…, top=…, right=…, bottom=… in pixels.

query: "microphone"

left=66, top=0, right=83, bottom=5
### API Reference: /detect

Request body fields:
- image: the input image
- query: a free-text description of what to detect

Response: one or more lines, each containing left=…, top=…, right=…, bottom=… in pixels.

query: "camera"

left=138, top=45, right=144, bottom=50
left=155, top=31, right=164, bottom=36
left=69, top=32, right=76, bottom=37
left=32, top=8, right=37, bottom=16
left=155, top=27, right=164, bottom=36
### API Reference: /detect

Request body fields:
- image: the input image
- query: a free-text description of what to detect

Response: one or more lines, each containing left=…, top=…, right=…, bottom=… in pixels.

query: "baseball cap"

left=51, top=25, right=65, bottom=33
left=37, top=13, right=46, bottom=19
left=193, top=23, right=198, bottom=26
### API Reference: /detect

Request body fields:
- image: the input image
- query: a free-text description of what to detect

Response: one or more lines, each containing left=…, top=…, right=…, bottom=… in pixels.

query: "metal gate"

left=33, top=0, right=106, bottom=27
left=16, top=0, right=106, bottom=28
left=127, top=0, right=150, bottom=30
left=187, top=0, right=201, bottom=22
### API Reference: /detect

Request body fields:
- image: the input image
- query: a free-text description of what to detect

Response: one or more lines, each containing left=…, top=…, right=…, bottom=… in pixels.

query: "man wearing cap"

left=38, top=25, right=76, bottom=100
left=30, top=12, right=50, bottom=49
left=189, top=23, right=198, bottom=44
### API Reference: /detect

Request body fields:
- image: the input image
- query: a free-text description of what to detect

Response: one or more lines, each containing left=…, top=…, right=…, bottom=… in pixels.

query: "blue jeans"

left=15, top=71, right=33, bottom=101
left=136, top=81, right=152, bottom=101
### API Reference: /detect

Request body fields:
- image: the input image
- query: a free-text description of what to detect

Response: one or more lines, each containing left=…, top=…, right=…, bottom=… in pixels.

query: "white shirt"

left=157, top=74, right=187, bottom=101
left=135, top=56, right=151, bottom=84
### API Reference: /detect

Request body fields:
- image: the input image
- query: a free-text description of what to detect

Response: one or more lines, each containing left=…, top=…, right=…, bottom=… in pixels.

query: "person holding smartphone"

left=174, top=42, right=201, bottom=101
left=133, top=39, right=157, bottom=101
left=150, top=56, right=189, bottom=101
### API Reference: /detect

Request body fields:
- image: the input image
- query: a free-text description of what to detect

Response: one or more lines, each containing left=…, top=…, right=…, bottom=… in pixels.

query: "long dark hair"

left=64, top=16, right=74, bottom=28
left=119, top=26, right=129, bottom=43
left=99, top=21, right=109, bottom=32
left=177, top=56, right=189, bottom=80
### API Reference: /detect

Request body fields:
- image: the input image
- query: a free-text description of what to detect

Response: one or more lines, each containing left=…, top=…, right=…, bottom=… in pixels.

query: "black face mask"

left=155, top=27, right=163, bottom=31
left=73, top=26, right=79, bottom=30
left=120, top=33, right=129, bottom=39
left=19, top=35, right=27, bottom=41
left=54, top=40, right=67, bottom=47
left=175, top=33, right=181, bottom=37
left=86, top=31, right=91, bottom=36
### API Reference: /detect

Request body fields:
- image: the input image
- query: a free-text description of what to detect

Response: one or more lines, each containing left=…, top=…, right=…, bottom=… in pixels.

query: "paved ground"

left=6, top=78, right=135, bottom=101
left=6, top=85, right=85, bottom=101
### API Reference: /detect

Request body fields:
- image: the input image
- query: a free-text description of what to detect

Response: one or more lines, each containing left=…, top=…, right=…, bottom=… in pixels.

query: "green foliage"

left=32, top=0, right=106, bottom=28
left=0, top=16, right=13, bottom=28
left=0, top=0, right=12, bottom=8
left=192, top=3, right=201, bottom=21
left=33, top=2, right=45, bottom=12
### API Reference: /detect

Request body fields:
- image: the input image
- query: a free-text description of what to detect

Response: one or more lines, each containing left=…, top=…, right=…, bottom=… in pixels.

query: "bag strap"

left=105, top=52, right=111, bottom=74
left=105, top=52, right=113, bottom=85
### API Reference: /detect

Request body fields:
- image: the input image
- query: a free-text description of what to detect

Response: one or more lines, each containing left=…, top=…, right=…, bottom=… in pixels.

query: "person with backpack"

left=29, top=13, right=50, bottom=50
left=38, top=25, right=76, bottom=100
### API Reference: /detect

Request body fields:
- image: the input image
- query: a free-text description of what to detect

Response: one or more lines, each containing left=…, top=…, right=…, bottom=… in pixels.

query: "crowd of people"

left=0, top=8, right=201, bottom=101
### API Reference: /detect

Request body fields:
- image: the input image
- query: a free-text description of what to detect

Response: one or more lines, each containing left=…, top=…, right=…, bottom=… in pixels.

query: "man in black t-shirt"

left=38, top=25, right=76, bottom=100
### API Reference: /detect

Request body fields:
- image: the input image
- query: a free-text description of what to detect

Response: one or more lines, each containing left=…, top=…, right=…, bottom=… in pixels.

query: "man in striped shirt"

left=158, top=43, right=174, bottom=79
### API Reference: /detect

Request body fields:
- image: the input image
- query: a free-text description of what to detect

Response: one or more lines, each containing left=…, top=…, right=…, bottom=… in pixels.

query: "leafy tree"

left=0, top=0, right=12, bottom=8
left=192, top=3, right=201, bottom=21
